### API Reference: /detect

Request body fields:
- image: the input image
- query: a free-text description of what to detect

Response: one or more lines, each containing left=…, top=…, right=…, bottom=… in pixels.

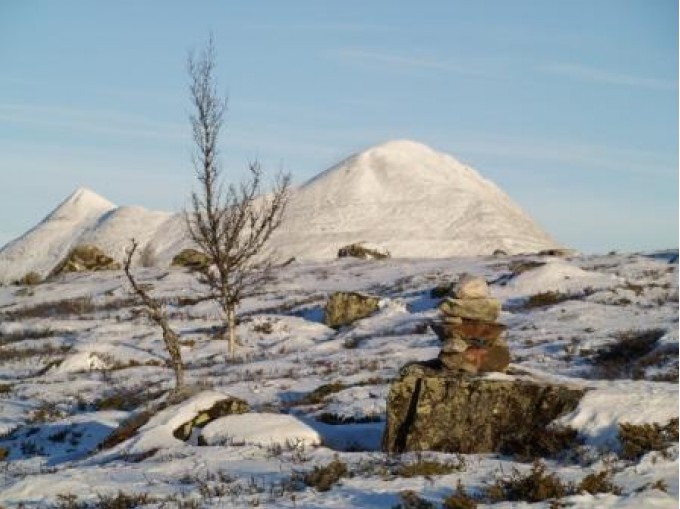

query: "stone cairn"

left=430, top=275, right=510, bottom=374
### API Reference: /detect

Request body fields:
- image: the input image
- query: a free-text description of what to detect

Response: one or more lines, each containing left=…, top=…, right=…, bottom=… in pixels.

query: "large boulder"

left=49, top=244, right=121, bottom=277
left=324, top=291, right=380, bottom=328
left=171, top=248, right=212, bottom=271
left=382, top=362, right=585, bottom=454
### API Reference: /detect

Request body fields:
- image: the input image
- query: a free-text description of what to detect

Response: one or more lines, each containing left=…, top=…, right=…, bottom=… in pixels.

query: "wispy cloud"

left=0, top=103, right=185, bottom=141
left=543, top=63, right=677, bottom=91
left=452, top=134, right=677, bottom=178
left=329, top=49, right=485, bottom=76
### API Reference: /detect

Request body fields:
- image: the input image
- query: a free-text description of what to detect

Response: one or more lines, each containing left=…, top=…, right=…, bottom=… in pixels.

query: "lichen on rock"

left=170, top=248, right=212, bottom=271
left=49, top=244, right=121, bottom=277
left=382, top=363, right=585, bottom=454
left=324, top=291, right=380, bottom=328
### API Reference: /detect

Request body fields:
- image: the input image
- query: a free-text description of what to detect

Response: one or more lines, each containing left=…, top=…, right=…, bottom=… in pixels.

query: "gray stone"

left=440, top=337, right=469, bottom=354
left=324, top=291, right=380, bottom=328
left=49, top=245, right=121, bottom=277
left=382, top=364, right=585, bottom=454
left=337, top=243, right=390, bottom=260
left=438, top=298, right=501, bottom=322
left=171, top=248, right=212, bottom=271
left=438, top=344, right=511, bottom=373
left=455, top=275, right=489, bottom=299
left=173, top=397, right=249, bottom=441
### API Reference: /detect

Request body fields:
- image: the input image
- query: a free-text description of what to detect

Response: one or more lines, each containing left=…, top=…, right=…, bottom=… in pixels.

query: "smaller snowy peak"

left=45, top=187, right=116, bottom=223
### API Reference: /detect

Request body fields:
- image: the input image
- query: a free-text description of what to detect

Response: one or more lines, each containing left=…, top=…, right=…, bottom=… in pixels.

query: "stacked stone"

left=431, top=275, right=510, bottom=374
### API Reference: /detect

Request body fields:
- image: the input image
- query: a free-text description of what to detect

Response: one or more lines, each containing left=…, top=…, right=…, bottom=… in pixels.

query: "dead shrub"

left=592, top=328, right=667, bottom=380
left=577, top=469, right=621, bottom=495
left=98, top=410, right=155, bottom=451
left=395, top=455, right=466, bottom=478
left=303, top=457, right=349, bottom=492
left=294, top=382, right=347, bottom=406
left=442, top=480, right=478, bottom=509
left=485, top=460, right=570, bottom=503
left=0, top=344, right=71, bottom=364
left=520, top=291, right=572, bottom=310
left=619, top=418, right=678, bottom=461
left=393, top=490, right=437, bottom=509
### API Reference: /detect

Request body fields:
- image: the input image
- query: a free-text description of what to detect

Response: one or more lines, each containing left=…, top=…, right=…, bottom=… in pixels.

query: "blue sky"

left=1, top=0, right=677, bottom=253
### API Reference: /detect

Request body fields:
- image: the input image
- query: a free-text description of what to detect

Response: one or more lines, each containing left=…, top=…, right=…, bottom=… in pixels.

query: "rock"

left=382, top=364, right=585, bottom=454
left=440, top=337, right=469, bottom=354
left=455, top=275, right=489, bottom=299
left=456, top=319, right=507, bottom=342
left=337, top=243, right=390, bottom=260
left=324, top=291, right=380, bottom=328
left=439, top=345, right=511, bottom=373
left=171, top=248, right=212, bottom=270
left=537, top=248, right=575, bottom=257
left=430, top=319, right=506, bottom=343
left=15, top=271, right=41, bottom=286
left=493, top=249, right=508, bottom=256
left=49, top=244, right=121, bottom=277
left=173, top=397, right=249, bottom=441
left=438, top=298, right=501, bottom=322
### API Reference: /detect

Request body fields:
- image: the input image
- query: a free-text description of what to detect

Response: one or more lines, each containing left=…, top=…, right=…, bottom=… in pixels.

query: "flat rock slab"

left=430, top=319, right=506, bottom=343
left=438, top=298, right=501, bottom=322
left=382, top=363, right=585, bottom=454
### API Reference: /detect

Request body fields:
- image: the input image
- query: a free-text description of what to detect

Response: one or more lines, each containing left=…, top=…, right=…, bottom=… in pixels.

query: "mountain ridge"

left=0, top=140, right=561, bottom=282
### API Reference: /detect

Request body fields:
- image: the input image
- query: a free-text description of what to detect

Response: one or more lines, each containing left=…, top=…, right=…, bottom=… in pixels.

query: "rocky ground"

left=0, top=250, right=677, bottom=508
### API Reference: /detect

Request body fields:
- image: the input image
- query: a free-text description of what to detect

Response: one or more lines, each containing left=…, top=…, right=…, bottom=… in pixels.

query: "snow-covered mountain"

left=0, top=188, right=170, bottom=283
left=267, top=140, right=558, bottom=259
left=0, top=140, right=560, bottom=283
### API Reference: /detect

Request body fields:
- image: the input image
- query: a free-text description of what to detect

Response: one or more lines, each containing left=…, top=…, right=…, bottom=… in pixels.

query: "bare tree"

left=124, top=239, right=185, bottom=392
left=186, top=37, right=291, bottom=358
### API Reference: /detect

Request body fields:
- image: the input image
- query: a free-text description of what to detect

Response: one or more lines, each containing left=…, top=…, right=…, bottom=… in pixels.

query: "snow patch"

left=200, top=413, right=321, bottom=447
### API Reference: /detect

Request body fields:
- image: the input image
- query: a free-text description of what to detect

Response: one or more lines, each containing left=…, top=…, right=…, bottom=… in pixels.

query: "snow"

left=0, top=250, right=672, bottom=509
left=557, top=381, right=679, bottom=449
left=201, top=413, right=321, bottom=447
left=493, top=259, right=622, bottom=298
left=0, top=163, right=677, bottom=507
left=0, top=140, right=561, bottom=283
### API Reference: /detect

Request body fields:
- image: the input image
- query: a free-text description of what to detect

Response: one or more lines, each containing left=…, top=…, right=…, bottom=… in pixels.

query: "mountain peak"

left=46, top=187, right=116, bottom=222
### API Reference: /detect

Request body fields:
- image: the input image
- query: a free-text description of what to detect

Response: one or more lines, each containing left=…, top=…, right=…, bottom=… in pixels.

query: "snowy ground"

left=0, top=251, right=677, bottom=508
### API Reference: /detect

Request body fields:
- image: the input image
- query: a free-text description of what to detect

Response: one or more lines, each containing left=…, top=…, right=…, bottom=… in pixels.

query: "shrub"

left=395, top=455, right=466, bottom=478
left=295, top=382, right=347, bottom=406
left=503, top=426, right=580, bottom=461
left=485, top=460, right=570, bottom=503
left=98, top=410, right=154, bottom=451
left=393, top=490, right=437, bottom=509
left=592, top=328, right=667, bottom=380
left=15, top=271, right=42, bottom=286
left=521, top=291, right=572, bottom=310
left=577, top=469, right=621, bottom=495
left=619, top=418, right=678, bottom=461
left=303, top=457, right=349, bottom=492
left=442, top=480, right=477, bottom=509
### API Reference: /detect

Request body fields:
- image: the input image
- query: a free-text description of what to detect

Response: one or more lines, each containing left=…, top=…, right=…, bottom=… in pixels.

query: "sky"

left=0, top=0, right=677, bottom=254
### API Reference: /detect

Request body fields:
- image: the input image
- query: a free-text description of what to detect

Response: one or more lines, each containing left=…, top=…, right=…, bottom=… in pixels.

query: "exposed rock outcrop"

left=382, top=362, right=585, bottom=454
left=337, top=243, right=390, bottom=260
left=171, top=248, right=212, bottom=271
left=173, top=397, right=249, bottom=441
left=49, top=244, right=121, bottom=277
left=324, top=291, right=380, bottom=328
